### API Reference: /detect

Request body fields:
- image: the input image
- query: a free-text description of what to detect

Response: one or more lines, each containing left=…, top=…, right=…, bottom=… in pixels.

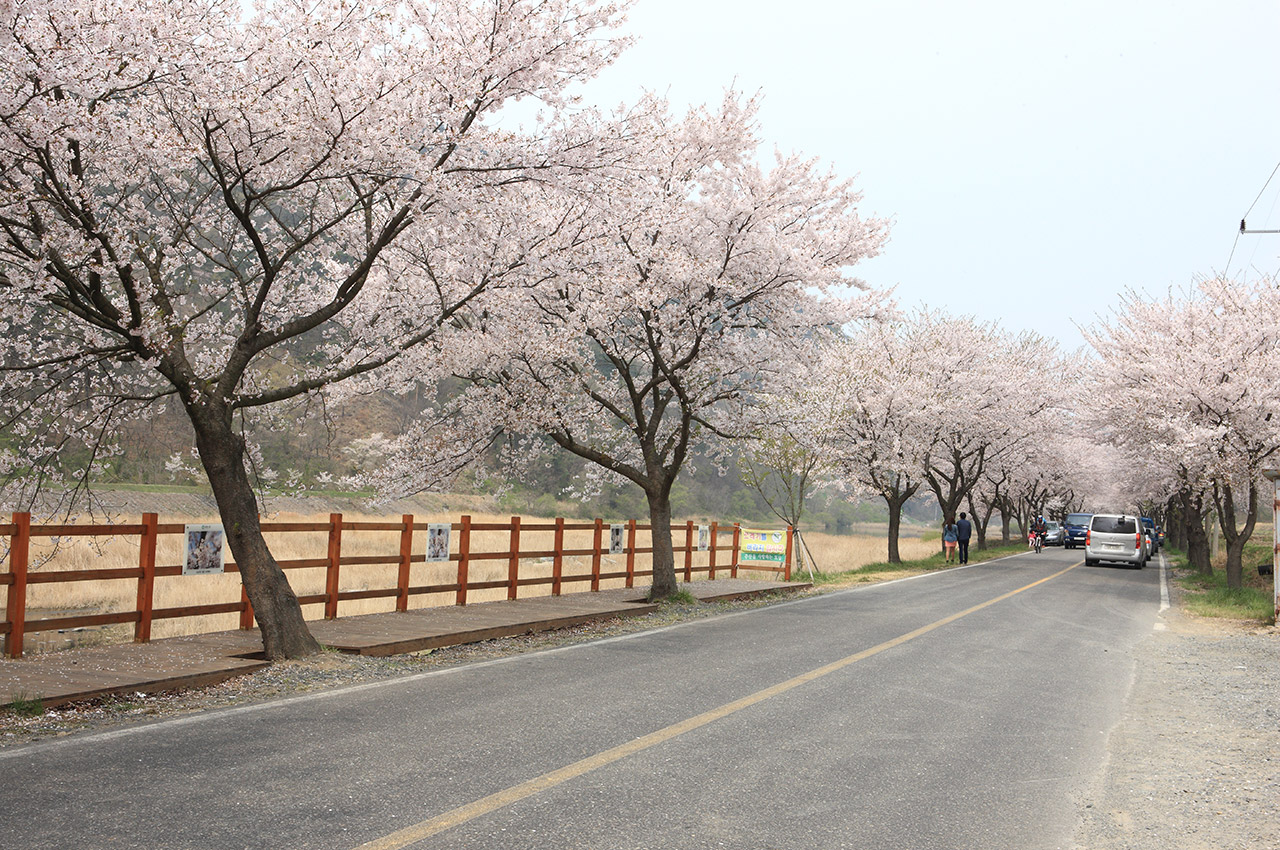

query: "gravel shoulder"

left=1073, top=568, right=1280, bottom=850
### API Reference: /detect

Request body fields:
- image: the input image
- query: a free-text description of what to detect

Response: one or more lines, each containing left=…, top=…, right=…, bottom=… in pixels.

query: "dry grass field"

left=3, top=507, right=936, bottom=653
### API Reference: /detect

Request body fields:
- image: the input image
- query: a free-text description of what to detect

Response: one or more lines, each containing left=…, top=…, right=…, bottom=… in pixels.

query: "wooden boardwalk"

left=0, top=580, right=807, bottom=709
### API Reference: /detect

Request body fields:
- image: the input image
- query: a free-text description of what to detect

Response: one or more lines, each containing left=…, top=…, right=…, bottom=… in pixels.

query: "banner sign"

left=697, top=525, right=710, bottom=552
left=740, top=528, right=787, bottom=562
left=609, top=523, right=625, bottom=554
left=183, top=524, right=226, bottom=575
left=426, top=523, right=452, bottom=562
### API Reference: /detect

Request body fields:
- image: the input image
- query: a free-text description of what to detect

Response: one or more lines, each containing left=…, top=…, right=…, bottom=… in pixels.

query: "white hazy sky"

left=557, top=0, right=1280, bottom=351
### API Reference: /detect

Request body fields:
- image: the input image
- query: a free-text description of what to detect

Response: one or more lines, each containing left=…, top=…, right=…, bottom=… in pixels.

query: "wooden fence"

left=0, top=513, right=793, bottom=659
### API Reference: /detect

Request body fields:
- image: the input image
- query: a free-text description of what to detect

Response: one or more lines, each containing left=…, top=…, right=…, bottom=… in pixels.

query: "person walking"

left=942, top=518, right=959, bottom=564
left=956, top=511, right=973, bottom=564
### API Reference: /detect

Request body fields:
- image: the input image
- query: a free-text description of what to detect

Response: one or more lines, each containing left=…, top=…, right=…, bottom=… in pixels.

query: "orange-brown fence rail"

left=0, top=513, right=793, bottom=658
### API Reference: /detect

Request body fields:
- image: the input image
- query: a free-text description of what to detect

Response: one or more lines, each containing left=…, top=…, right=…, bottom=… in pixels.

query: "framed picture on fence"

left=426, top=523, right=451, bottom=562
left=698, top=524, right=710, bottom=551
left=183, top=524, right=226, bottom=575
left=609, top=523, right=625, bottom=554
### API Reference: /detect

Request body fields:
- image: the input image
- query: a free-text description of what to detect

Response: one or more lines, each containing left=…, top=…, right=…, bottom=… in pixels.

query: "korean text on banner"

left=740, top=528, right=787, bottom=562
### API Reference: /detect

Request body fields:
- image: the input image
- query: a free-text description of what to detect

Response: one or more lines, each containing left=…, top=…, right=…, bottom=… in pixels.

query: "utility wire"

left=1243, top=161, right=1280, bottom=220
left=1227, top=160, right=1280, bottom=274
left=1246, top=184, right=1280, bottom=271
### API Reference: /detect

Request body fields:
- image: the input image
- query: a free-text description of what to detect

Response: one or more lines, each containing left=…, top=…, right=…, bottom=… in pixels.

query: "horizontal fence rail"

left=1, top=513, right=793, bottom=658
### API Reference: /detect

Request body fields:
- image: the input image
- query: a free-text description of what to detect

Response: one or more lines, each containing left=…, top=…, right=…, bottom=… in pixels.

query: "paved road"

left=1, top=546, right=1163, bottom=849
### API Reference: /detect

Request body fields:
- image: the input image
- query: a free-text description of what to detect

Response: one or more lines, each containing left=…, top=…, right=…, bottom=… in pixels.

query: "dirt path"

left=1073, top=580, right=1280, bottom=849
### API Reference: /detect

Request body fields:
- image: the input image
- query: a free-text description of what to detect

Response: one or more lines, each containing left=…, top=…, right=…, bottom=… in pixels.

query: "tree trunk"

left=1166, top=495, right=1185, bottom=551
left=191, top=406, right=322, bottom=660
left=1215, top=480, right=1259, bottom=591
left=645, top=487, right=679, bottom=601
left=1182, top=489, right=1212, bottom=575
left=1000, top=509, right=1012, bottom=544
left=885, top=493, right=906, bottom=564
left=968, top=494, right=992, bottom=551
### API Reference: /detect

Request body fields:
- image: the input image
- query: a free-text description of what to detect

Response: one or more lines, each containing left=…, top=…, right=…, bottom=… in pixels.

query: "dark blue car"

left=1063, top=512, right=1092, bottom=549
left=1141, top=517, right=1160, bottom=553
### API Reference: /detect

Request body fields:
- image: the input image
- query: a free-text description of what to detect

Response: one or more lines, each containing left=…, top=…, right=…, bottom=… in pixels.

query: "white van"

left=1084, top=514, right=1146, bottom=568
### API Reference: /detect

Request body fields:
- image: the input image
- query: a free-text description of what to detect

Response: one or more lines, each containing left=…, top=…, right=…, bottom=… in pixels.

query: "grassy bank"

left=1168, top=537, right=1276, bottom=624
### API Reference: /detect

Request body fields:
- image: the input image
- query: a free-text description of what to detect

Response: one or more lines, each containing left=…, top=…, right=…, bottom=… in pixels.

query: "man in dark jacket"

left=956, top=512, right=973, bottom=564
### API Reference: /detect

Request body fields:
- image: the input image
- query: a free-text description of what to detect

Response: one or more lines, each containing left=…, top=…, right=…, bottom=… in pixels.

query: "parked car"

left=1063, top=512, right=1092, bottom=549
left=1140, top=517, right=1160, bottom=553
left=1043, top=520, right=1064, bottom=545
left=1085, top=513, right=1146, bottom=568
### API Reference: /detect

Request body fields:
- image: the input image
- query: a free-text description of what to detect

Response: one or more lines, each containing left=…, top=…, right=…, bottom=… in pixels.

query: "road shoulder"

left=1073, top=571, right=1280, bottom=849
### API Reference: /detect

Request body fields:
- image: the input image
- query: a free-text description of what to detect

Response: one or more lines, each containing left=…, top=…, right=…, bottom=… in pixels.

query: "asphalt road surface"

left=1, top=545, right=1163, bottom=849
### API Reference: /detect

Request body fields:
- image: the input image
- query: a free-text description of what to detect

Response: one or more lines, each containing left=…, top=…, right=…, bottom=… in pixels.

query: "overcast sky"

left=558, top=0, right=1280, bottom=351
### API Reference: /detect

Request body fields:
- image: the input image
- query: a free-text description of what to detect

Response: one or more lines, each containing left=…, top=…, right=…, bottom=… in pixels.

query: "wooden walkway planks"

left=0, top=579, right=808, bottom=709
left=310, top=590, right=659, bottom=656
left=0, top=634, right=271, bottom=708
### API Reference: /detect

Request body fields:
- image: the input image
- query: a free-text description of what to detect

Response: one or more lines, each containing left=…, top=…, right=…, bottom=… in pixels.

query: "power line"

left=1226, top=160, right=1280, bottom=274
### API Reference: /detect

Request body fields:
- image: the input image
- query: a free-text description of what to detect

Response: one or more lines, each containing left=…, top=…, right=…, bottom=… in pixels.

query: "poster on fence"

left=183, top=524, right=226, bottom=575
left=609, top=523, right=625, bottom=554
left=697, top=525, right=710, bottom=552
left=739, top=528, right=786, bottom=562
left=426, top=524, right=451, bottom=562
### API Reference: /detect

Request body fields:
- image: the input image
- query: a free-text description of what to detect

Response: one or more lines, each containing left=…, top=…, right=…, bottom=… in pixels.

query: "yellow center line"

left=354, top=561, right=1082, bottom=850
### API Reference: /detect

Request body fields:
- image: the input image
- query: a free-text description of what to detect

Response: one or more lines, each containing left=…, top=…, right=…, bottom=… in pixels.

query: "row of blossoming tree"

left=743, top=278, right=1280, bottom=588
left=4, top=3, right=1275, bottom=663
left=742, top=309, right=1095, bottom=563
left=1082, top=277, right=1280, bottom=590
left=0, top=0, right=890, bottom=657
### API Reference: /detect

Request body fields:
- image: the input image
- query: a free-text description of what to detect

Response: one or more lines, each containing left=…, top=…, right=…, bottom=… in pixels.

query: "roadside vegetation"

left=1168, top=534, right=1276, bottom=624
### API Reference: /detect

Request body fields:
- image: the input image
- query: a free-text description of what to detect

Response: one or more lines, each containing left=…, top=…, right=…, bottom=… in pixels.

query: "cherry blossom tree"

left=737, top=390, right=837, bottom=531
left=886, top=312, right=1057, bottom=534
left=820, top=323, right=932, bottom=563
left=734, top=369, right=862, bottom=576
left=822, top=311, right=1060, bottom=558
left=405, top=95, right=890, bottom=600
left=0, top=0, right=631, bottom=658
left=1084, top=276, right=1280, bottom=587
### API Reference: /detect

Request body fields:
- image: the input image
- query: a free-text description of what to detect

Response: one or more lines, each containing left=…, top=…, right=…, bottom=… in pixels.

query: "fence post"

left=784, top=525, right=794, bottom=582
left=3, top=512, right=30, bottom=659
left=591, top=518, right=603, bottom=592
left=552, top=517, right=565, bottom=596
left=456, top=515, right=471, bottom=606
left=134, top=513, right=158, bottom=643
left=239, top=585, right=255, bottom=630
left=683, top=520, right=694, bottom=582
left=625, top=519, right=637, bottom=588
left=325, top=513, right=342, bottom=619
left=397, top=514, right=413, bottom=612
left=708, top=521, right=719, bottom=580
left=508, top=516, right=521, bottom=600
left=731, top=522, right=741, bottom=578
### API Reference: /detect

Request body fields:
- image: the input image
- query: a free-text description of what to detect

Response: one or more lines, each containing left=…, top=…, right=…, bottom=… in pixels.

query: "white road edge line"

left=1159, top=551, right=1170, bottom=612
left=0, top=549, right=1038, bottom=760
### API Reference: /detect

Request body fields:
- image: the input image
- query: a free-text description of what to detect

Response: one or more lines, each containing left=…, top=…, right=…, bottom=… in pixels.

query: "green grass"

left=660, top=589, right=701, bottom=606
left=6, top=691, right=45, bottom=717
left=802, top=541, right=1027, bottom=587
left=92, top=482, right=212, bottom=494
left=1173, top=543, right=1275, bottom=624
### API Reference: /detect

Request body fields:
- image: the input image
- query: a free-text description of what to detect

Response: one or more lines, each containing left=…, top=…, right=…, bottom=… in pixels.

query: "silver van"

left=1084, top=514, right=1146, bottom=568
